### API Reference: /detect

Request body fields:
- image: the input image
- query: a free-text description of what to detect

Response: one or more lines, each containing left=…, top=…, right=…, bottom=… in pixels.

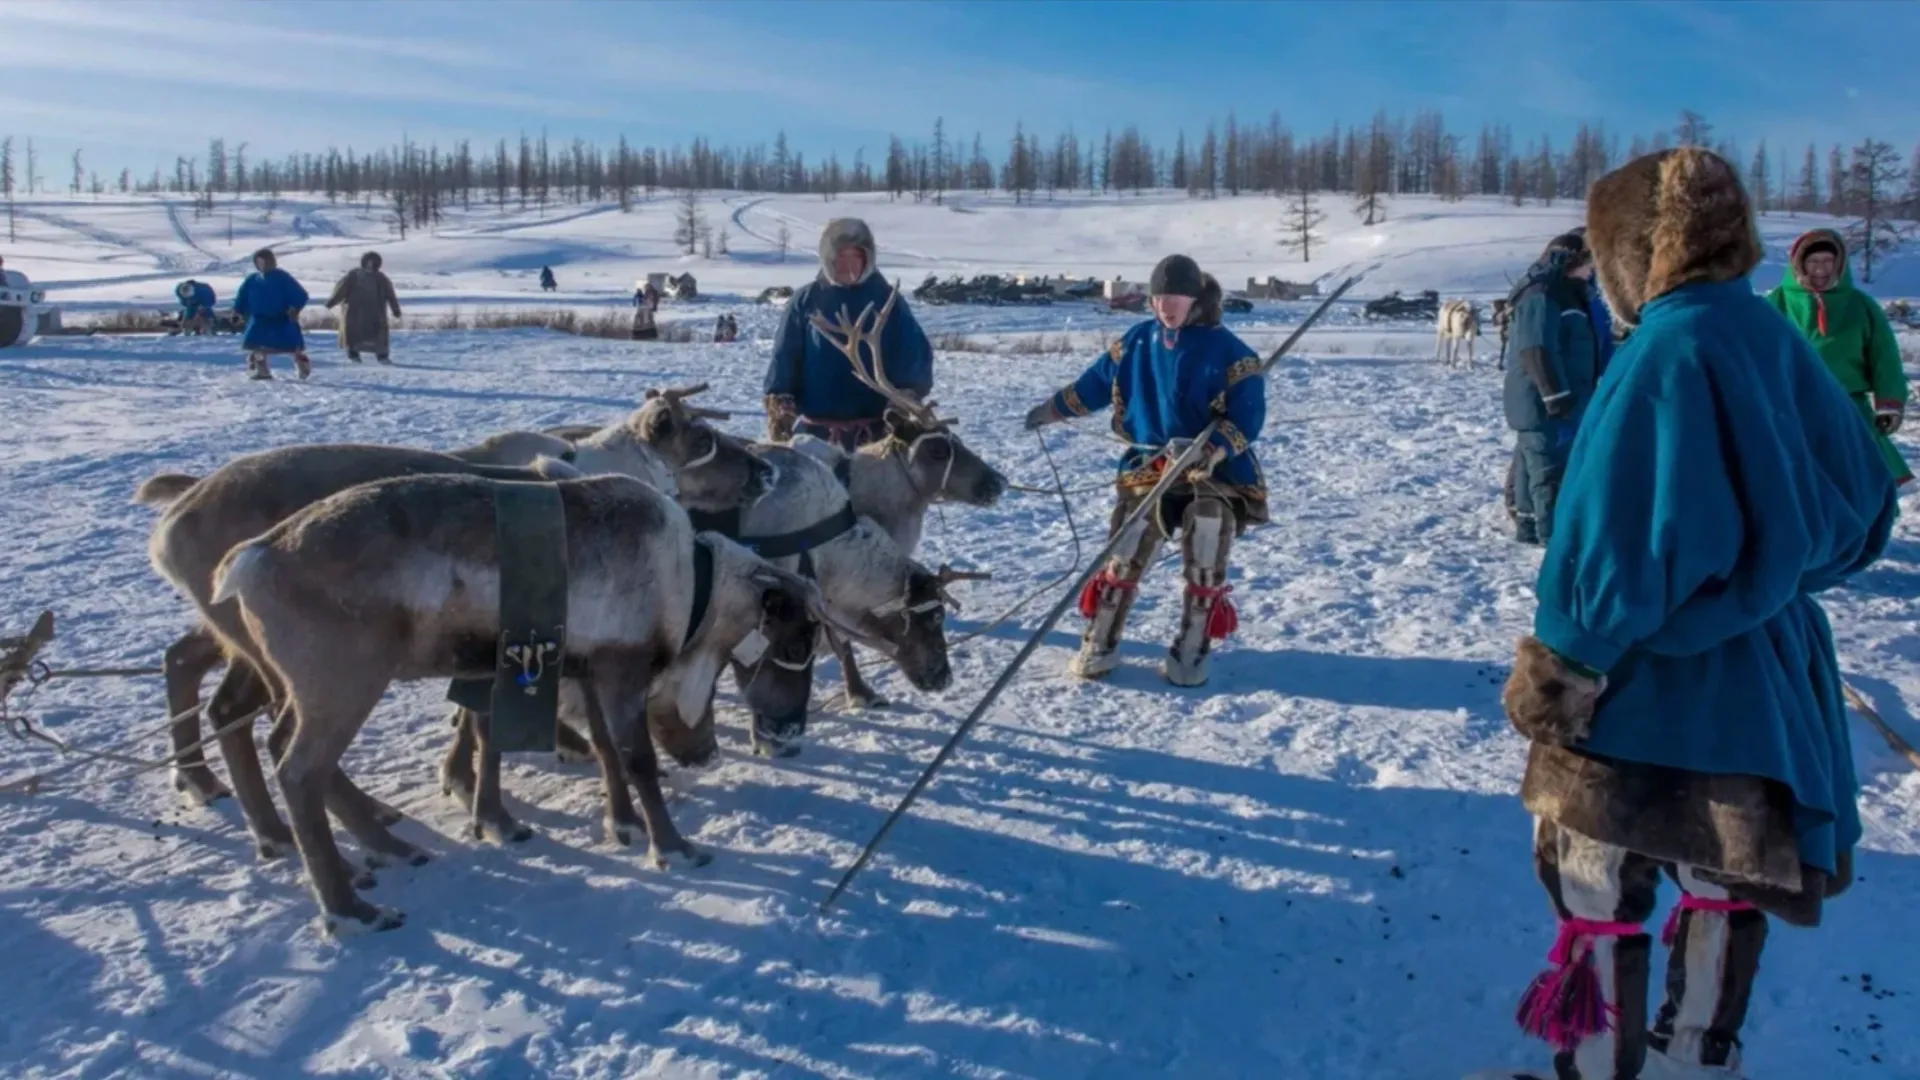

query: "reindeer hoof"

left=372, top=800, right=405, bottom=827
left=352, top=866, right=379, bottom=891
left=846, top=691, right=890, bottom=710
left=324, top=903, right=405, bottom=936
left=254, top=833, right=295, bottom=861
left=648, top=841, right=711, bottom=870
left=172, top=767, right=231, bottom=807
left=605, top=818, right=639, bottom=848
left=472, top=816, right=533, bottom=846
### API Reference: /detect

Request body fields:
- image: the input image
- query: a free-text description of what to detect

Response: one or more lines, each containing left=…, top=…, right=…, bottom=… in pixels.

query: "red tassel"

left=1514, top=918, right=1641, bottom=1051
left=1813, top=291, right=1829, bottom=337
left=1186, top=583, right=1239, bottom=640
left=1078, top=569, right=1135, bottom=618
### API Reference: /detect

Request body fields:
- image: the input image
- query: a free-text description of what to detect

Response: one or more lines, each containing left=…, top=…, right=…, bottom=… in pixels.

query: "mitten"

left=1876, top=398, right=1904, bottom=435
left=1024, top=400, right=1062, bottom=431
left=1501, top=635, right=1605, bottom=745
left=764, top=394, right=798, bottom=443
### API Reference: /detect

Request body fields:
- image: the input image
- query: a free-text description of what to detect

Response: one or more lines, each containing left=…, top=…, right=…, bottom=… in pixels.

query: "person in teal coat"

left=233, top=248, right=311, bottom=380
left=1485, top=148, right=1898, bottom=1080
left=1023, top=255, right=1266, bottom=688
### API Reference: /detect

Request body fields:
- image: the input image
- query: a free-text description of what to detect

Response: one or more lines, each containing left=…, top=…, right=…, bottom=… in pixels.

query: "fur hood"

left=817, top=218, right=877, bottom=286
left=1586, top=147, right=1763, bottom=328
left=1787, top=228, right=1853, bottom=291
left=1187, top=273, right=1224, bottom=327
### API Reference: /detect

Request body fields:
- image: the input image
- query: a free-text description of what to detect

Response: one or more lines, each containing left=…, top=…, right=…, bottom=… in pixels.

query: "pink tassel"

left=1078, top=569, right=1135, bottom=619
left=1515, top=918, right=1642, bottom=1051
left=1660, top=894, right=1755, bottom=947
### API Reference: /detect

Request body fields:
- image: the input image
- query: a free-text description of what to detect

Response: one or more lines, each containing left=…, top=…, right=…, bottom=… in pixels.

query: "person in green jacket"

left=1766, top=228, right=1912, bottom=485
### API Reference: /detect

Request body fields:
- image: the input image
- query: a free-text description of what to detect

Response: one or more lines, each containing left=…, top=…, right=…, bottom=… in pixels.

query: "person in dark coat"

left=1478, top=146, right=1897, bottom=1080
left=1023, top=255, right=1267, bottom=688
left=762, top=218, right=934, bottom=449
left=326, top=252, right=401, bottom=363
left=539, top=266, right=557, bottom=292
left=631, top=280, right=660, bottom=341
left=1502, top=231, right=1603, bottom=544
left=233, top=249, right=310, bottom=380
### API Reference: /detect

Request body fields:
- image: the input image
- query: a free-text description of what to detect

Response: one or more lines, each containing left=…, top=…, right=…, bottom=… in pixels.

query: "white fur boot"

left=1070, top=513, right=1159, bottom=680
left=1163, top=498, right=1234, bottom=688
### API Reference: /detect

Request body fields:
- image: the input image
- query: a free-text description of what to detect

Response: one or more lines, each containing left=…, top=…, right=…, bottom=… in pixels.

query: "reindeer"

left=787, top=279, right=1008, bottom=556
left=1435, top=299, right=1480, bottom=370
left=210, top=472, right=840, bottom=932
left=141, top=387, right=771, bottom=850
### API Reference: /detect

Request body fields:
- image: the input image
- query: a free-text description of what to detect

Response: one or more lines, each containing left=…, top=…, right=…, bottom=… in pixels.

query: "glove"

left=1023, top=400, right=1062, bottom=431
left=1876, top=399, right=1904, bottom=435
left=1501, top=636, right=1605, bottom=746
left=764, top=394, right=798, bottom=443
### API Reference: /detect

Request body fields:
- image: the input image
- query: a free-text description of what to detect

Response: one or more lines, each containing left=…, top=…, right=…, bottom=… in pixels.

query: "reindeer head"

left=842, top=560, right=987, bottom=694
left=630, top=383, right=776, bottom=511
left=646, top=542, right=826, bottom=767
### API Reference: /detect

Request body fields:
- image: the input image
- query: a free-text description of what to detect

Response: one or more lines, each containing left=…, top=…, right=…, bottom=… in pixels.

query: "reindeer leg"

left=440, top=707, right=478, bottom=806
left=579, top=676, right=646, bottom=847
left=275, top=684, right=402, bottom=933
left=466, top=708, right=532, bottom=845
left=830, top=630, right=889, bottom=710
left=165, top=626, right=230, bottom=806
left=205, top=663, right=294, bottom=860
left=592, top=674, right=708, bottom=868
left=267, top=706, right=405, bottom=829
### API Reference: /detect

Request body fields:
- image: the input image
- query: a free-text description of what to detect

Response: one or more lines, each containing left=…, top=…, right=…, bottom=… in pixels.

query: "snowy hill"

left=7, top=190, right=1918, bottom=327
left=0, top=192, right=1918, bottom=1078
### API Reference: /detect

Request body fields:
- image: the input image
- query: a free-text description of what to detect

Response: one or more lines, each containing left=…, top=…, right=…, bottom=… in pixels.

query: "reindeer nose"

left=977, top=473, right=1007, bottom=504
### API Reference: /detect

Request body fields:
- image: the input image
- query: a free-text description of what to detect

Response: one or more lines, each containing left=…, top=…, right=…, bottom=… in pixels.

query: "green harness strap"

left=446, top=480, right=570, bottom=753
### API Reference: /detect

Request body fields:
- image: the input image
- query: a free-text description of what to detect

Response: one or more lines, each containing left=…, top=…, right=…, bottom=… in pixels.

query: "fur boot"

left=1071, top=508, right=1161, bottom=679
left=1164, top=496, right=1235, bottom=687
left=1648, top=868, right=1765, bottom=1077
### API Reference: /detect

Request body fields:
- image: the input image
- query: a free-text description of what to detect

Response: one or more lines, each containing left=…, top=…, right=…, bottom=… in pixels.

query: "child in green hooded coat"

left=1766, top=229, right=1911, bottom=485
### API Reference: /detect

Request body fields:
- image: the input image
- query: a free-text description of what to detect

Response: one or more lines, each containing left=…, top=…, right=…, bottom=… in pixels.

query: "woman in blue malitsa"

left=1023, top=254, right=1267, bottom=688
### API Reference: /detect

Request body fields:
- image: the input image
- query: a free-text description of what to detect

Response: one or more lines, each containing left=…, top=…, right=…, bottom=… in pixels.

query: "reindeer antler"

left=808, top=280, right=950, bottom=429
left=645, top=382, right=732, bottom=421
left=931, top=563, right=991, bottom=611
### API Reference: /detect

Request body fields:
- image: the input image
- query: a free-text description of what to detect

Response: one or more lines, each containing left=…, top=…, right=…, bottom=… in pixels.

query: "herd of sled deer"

left=116, top=286, right=1010, bottom=933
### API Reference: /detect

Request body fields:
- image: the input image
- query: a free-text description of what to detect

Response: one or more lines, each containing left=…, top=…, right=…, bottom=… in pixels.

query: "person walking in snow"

left=1480, top=147, right=1897, bottom=1080
left=1766, top=228, right=1912, bottom=486
left=631, top=279, right=660, bottom=341
left=1502, top=230, right=1603, bottom=545
left=325, top=251, right=401, bottom=364
left=174, top=279, right=216, bottom=335
left=233, top=248, right=310, bottom=380
left=1023, top=255, right=1266, bottom=688
left=539, top=266, right=557, bottom=292
left=763, top=218, right=934, bottom=449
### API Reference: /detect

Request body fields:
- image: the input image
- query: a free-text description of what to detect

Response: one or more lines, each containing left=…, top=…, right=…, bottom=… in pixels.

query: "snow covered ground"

left=1, top=194, right=1919, bottom=1079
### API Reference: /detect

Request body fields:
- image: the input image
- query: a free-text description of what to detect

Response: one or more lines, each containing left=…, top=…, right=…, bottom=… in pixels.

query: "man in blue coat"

left=1503, top=231, right=1603, bottom=544
left=174, top=279, right=216, bottom=335
left=1024, top=256, right=1266, bottom=687
left=763, top=219, right=934, bottom=449
left=1484, top=148, right=1897, bottom=1080
left=233, top=248, right=310, bottom=380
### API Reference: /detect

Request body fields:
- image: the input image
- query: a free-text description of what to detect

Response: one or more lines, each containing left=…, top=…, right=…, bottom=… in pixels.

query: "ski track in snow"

left=0, top=325, right=1917, bottom=1079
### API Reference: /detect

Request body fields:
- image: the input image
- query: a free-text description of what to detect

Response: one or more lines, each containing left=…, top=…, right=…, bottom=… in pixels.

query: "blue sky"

left=6, top=0, right=1918, bottom=182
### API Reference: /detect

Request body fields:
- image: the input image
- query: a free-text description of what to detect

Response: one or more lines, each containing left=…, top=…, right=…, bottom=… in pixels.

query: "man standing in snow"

left=325, top=252, right=401, bottom=363
left=762, top=218, right=934, bottom=448
left=1766, top=228, right=1912, bottom=486
left=1479, top=147, right=1897, bottom=1080
left=233, top=248, right=310, bottom=380
left=1022, top=255, right=1266, bottom=688
left=1502, top=231, right=1603, bottom=544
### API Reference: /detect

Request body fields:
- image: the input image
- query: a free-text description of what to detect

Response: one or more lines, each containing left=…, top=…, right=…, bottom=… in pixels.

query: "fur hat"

left=1585, top=147, right=1762, bottom=327
left=818, top=218, right=877, bottom=285
left=361, top=251, right=383, bottom=270
left=251, top=248, right=277, bottom=271
left=1150, top=254, right=1206, bottom=299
